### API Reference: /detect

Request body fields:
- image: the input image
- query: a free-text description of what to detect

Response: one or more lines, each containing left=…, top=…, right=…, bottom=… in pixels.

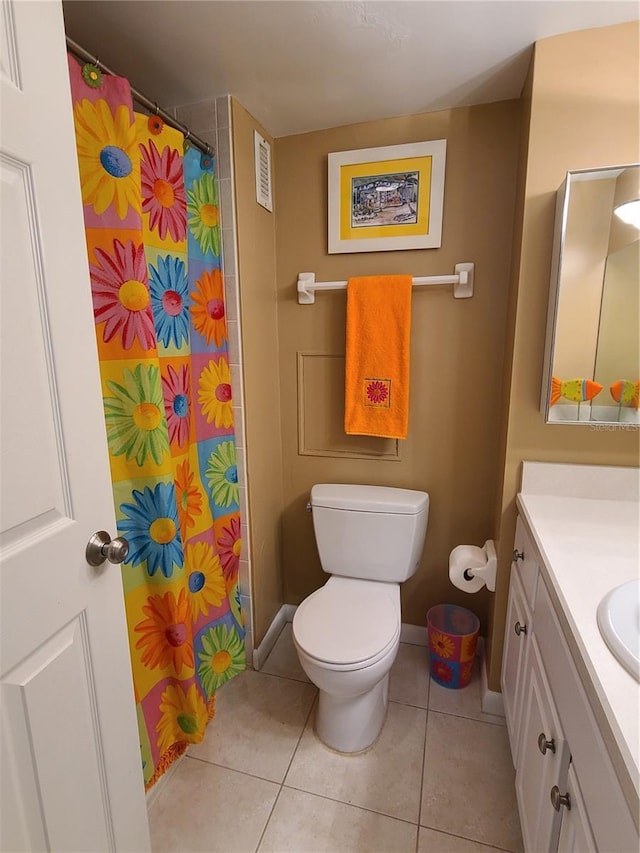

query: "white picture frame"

left=328, top=139, right=446, bottom=254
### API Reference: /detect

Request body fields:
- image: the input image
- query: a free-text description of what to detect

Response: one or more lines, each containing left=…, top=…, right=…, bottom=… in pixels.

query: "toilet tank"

left=310, top=484, right=429, bottom=583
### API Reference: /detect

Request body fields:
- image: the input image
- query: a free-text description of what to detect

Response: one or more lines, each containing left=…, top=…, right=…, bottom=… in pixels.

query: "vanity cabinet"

left=502, top=515, right=637, bottom=853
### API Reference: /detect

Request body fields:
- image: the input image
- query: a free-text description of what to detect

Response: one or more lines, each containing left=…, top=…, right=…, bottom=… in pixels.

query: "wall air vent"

left=254, top=130, right=273, bottom=212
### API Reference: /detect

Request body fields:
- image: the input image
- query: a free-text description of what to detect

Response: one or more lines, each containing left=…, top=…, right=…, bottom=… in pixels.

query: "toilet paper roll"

left=449, top=544, right=489, bottom=593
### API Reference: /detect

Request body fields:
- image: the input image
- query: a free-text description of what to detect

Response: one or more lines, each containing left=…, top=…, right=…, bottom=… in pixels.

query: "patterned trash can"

left=427, top=604, right=480, bottom=689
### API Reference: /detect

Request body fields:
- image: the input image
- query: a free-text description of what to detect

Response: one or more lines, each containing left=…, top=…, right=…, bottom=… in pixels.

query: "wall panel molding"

left=297, top=352, right=401, bottom=461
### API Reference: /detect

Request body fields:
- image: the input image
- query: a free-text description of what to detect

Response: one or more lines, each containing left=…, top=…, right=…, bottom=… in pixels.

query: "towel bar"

left=297, top=263, right=474, bottom=304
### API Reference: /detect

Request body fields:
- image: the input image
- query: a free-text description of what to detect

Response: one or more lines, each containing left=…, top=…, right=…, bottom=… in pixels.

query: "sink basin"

left=597, top=579, right=640, bottom=682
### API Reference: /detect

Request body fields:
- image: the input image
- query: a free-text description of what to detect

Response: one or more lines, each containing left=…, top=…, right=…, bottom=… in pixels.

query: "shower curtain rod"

left=65, top=36, right=213, bottom=157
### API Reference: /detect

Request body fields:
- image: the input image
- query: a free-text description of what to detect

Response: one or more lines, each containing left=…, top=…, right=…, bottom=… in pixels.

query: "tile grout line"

left=419, top=823, right=519, bottom=853
left=253, top=784, right=284, bottom=853
left=416, top=675, right=431, bottom=850
left=154, top=652, right=518, bottom=852
left=280, top=781, right=425, bottom=829
left=253, top=687, right=319, bottom=852
left=211, top=647, right=513, bottom=851
left=184, top=752, right=517, bottom=853
left=185, top=752, right=286, bottom=786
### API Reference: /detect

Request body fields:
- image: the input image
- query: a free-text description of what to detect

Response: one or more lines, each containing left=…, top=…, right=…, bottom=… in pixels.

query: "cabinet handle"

left=550, top=785, right=571, bottom=811
left=513, top=549, right=524, bottom=562
left=514, top=621, right=527, bottom=636
left=538, top=732, right=556, bottom=755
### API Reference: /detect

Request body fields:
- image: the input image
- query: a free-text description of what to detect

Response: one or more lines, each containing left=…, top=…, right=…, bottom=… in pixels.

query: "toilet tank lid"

left=311, top=484, right=429, bottom=515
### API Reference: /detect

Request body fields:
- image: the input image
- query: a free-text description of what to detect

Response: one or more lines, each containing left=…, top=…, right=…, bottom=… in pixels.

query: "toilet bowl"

left=293, top=577, right=400, bottom=752
left=292, top=484, right=429, bottom=753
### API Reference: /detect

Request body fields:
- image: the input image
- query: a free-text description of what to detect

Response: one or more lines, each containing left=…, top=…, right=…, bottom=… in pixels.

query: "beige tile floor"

left=148, top=624, right=523, bottom=853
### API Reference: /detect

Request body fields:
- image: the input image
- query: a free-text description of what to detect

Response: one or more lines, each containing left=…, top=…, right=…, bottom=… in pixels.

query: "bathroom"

left=1, top=1, right=638, bottom=851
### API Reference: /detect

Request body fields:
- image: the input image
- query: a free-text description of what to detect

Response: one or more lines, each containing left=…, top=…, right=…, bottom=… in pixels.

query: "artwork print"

left=351, top=171, right=419, bottom=228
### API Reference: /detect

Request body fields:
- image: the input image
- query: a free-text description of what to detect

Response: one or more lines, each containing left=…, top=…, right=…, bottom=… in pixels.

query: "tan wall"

left=488, top=21, right=640, bottom=691
left=231, top=99, right=284, bottom=644
left=275, top=100, right=522, bottom=631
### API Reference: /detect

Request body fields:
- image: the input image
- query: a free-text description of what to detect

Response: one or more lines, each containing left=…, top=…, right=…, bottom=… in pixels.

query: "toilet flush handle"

left=306, top=501, right=312, bottom=512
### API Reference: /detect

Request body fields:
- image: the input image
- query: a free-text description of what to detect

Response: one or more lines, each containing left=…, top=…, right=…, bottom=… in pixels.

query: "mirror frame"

left=540, top=164, right=639, bottom=427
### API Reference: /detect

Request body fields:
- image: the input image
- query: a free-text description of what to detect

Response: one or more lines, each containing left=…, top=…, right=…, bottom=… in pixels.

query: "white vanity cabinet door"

left=534, top=577, right=638, bottom=852
left=556, top=764, right=597, bottom=853
left=501, top=566, right=531, bottom=766
left=516, top=636, right=570, bottom=853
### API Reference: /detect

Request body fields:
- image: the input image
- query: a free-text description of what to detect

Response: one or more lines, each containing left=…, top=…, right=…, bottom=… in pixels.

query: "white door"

left=0, top=1, right=150, bottom=850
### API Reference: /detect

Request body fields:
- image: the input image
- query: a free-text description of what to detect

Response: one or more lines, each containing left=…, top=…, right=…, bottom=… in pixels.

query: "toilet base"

left=315, top=673, right=390, bottom=753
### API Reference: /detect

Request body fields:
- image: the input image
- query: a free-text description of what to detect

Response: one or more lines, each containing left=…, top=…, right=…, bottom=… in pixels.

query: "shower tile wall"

left=173, top=95, right=254, bottom=663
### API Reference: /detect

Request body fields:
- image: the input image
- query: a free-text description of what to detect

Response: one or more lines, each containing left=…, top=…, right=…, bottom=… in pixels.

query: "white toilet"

left=292, top=483, right=429, bottom=753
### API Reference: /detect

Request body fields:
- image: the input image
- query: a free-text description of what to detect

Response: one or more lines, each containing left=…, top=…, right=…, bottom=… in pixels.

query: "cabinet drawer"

left=534, top=578, right=637, bottom=852
left=513, top=517, right=538, bottom=609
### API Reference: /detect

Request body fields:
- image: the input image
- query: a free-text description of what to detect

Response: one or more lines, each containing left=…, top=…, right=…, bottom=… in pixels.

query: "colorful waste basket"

left=427, top=604, right=480, bottom=689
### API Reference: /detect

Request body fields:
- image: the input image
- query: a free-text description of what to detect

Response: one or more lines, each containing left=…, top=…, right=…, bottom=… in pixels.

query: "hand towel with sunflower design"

left=68, top=55, right=245, bottom=790
left=344, top=275, right=413, bottom=439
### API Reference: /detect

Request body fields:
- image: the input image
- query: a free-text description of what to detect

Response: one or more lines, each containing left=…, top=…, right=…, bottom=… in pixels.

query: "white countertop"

left=516, top=462, right=640, bottom=806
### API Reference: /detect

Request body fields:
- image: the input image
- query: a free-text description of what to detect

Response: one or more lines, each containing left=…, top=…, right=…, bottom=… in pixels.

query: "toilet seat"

left=293, top=581, right=400, bottom=669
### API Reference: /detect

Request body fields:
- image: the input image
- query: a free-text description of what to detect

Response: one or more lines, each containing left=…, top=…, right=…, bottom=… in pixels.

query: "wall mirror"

left=541, top=164, right=640, bottom=426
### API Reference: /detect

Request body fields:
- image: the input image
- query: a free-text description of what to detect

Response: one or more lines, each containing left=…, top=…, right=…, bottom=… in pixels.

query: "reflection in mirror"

left=541, top=165, right=640, bottom=425
left=594, top=240, right=639, bottom=420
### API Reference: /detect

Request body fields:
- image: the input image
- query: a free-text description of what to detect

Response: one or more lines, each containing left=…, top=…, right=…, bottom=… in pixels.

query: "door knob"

left=86, top=531, right=129, bottom=566
left=514, top=621, right=527, bottom=636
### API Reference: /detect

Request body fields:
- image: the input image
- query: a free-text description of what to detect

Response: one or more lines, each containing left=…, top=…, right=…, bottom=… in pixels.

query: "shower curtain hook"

left=153, top=102, right=159, bottom=115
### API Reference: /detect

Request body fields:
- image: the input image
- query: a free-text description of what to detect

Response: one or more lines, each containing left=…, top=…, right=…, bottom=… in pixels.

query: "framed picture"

left=328, top=139, right=446, bottom=254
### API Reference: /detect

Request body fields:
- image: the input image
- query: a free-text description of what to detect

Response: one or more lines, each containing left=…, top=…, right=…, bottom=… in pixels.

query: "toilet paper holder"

left=451, top=539, right=497, bottom=593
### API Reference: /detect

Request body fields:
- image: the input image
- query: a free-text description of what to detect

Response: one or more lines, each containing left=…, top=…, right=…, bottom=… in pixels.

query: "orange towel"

left=344, top=275, right=412, bottom=439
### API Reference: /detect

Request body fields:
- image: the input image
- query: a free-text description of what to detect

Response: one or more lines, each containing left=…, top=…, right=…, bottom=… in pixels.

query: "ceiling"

left=62, top=1, right=639, bottom=137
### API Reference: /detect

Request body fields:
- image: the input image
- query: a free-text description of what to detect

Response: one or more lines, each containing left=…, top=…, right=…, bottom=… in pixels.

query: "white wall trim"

left=252, top=604, right=295, bottom=670
left=400, top=622, right=428, bottom=646
left=480, top=637, right=505, bottom=717
left=145, top=751, right=185, bottom=808
left=253, top=604, right=504, bottom=715
left=255, top=604, right=504, bottom=716
left=255, top=604, right=430, bottom=662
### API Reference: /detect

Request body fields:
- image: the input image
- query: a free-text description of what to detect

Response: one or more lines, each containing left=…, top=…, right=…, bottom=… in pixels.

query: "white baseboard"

left=253, top=605, right=504, bottom=715
left=256, top=604, right=429, bottom=661
left=400, top=622, right=428, bottom=646
left=252, top=604, right=295, bottom=670
left=145, top=751, right=185, bottom=808
left=480, top=637, right=505, bottom=717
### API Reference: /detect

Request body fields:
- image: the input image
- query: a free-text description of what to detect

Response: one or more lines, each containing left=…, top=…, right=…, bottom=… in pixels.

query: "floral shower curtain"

left=68, top=56, right=245, bottom=789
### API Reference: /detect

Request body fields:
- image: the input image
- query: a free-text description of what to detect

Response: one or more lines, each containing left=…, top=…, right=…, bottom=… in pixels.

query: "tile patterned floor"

left=148, top=624, right=523, bottom=853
